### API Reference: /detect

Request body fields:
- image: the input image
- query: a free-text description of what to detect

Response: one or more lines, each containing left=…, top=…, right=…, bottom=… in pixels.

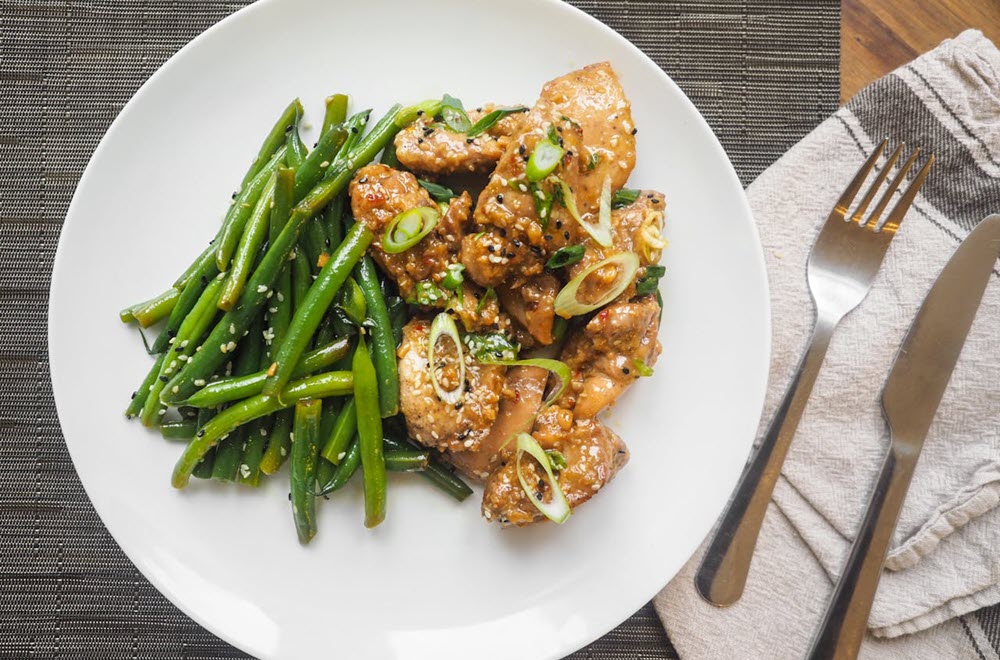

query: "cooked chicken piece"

left=497, top=273, right=560, bottom=346
left=397, top=319, right=506, bottom=454
left=446, top=365, right=548, bottom=480
left=572, top=190, right=666, bottom=304
left=350, top=164, right=467, bottom=301
left=394, top=105, right=526, bottom=176
left=481, top=408, right=629, bottom=526
left=559, top=295, right=661, bottom=419
left=461, top=62, right=638, bottom=344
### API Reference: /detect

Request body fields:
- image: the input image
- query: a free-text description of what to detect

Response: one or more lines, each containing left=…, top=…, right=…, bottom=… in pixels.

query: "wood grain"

left=842, top=0, right=1000, bottom=102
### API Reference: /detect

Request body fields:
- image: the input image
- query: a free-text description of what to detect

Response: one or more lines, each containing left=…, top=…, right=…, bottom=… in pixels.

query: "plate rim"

left=48, top=0, right=772, bottom=656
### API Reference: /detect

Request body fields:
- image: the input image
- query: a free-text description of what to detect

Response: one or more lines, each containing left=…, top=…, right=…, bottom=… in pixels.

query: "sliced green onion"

left=418, top=179, right=456, bottom=203
left=475, top=286, right=496, bottom=313
left=383, top=206, right=440, bottom=254
left=477, top=357, right=570, bottom=408
left=526, top=134, right=565, bottom=182
left=466, top=106, right=528, bottom=138
left=464, top=332, right=520, bottom=362
left=545, top=449, right=568, bottom=471
left=440, top=94, right=472, bottom=133
left=612, top=187, right=641, bottom=209
left=546, top=245, right=585, bottom=269
left=635, top=264, right=666, bottom=296
left=410, top=280, right=446, bottom=306
left=554, top=177, right=613, bottom=248
left=516, top=433, right=571, bottom=524
left=632, top=358, right=654, bottom=377
left=554, top=252, right=641, bottom=318
left=586, top=152, right=601, bottom=171
left=442, top=263, right=465, bottom=291
left=428, top=312, right=465, bottom=405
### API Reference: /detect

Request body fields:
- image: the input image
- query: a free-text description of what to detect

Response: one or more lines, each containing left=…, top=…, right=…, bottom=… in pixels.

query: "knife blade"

left=807, top=214, right=1000, bottom=660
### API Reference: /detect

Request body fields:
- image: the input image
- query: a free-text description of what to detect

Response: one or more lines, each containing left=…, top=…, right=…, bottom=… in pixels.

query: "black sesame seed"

left=487, top=245, right=495, bottom=253
left=454, top=402, right=463, bottom=410
left=651, top=199, right=660, bottom=204
left=512, top=239, right=522, bottom=248
left=130, top=391, right=137, bottom=399
left=359, top=176, right=368, bottom=184
left=566, top=150, right=573, bottom=157
left=506, top=252, right=515, bottom=259
left=168, top=329, right=177, bottom=337
left=159, top=376, right=168, bottom=383
left=498, top=227, right=507, bottom=237
left=417, top=138, right=424, bottom=144
left=197, top=430, right=205, bottom=437
left=555, top=220, right=563, bottom=229
left=200, top=275, right=208, bottom=286
left=519, top=144, right=527, bottom=156
left=476, top=107, right=483, bottom=112
left=623, top=367, right=631, bottom=375
left=647, top=193, right=655, bottom=199
left=631, top=127, right=638, bottom=135
left=544, top=234, right=553, bottom=241
left=466, top=138, right=474, bottom=144
left=351, top=127, right=358, bottom=134
left=416, top=110, right=424, bottom=116
left=231, top=192, right=237, bottom=199
left=563, top=231, right=570, bottom=240
left=530, top=246, right=543, bottom=256
left=496, top=194, right=504, bottom=204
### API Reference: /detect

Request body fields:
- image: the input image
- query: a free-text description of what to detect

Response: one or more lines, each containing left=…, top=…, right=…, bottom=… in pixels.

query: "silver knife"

left=806, top=214, right=1000, bottom=660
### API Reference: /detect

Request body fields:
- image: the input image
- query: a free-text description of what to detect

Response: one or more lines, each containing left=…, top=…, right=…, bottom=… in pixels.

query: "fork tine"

left=833, top=138, right=888, bottom=218
left=850, top=144, right=904, bottom=224
left=865, top=148, right=921, bottom=228
left=880, top=154, right=934, bottom=235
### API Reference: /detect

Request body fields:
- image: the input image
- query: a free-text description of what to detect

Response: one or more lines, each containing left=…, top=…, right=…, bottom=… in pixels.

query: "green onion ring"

left=516, top=433, right=571, bottom=524
left=382, top=206, right=440, bottom=254
left=554, top=252, right=641, bottom=318
left=477, top=357, right=570, bottom=409
left=428, top=312, right=465, bottom=405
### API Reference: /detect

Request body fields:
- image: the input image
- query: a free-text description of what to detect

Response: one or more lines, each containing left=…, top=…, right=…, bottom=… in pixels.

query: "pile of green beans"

left=119, top=95, right=472, bottom=543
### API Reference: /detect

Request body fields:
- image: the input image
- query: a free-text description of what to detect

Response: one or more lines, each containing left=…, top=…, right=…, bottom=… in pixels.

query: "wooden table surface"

left=842, top=0, right=1000, bottom=102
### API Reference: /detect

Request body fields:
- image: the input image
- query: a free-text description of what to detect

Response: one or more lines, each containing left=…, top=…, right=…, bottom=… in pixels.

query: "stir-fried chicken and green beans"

left=119, top=63, right=665, bottom=539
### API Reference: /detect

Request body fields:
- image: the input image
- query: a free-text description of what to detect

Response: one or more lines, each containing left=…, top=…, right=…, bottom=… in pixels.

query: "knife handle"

left=696, top=314, right=838, bottom=606
left=806, top=444, right=916, bottom=660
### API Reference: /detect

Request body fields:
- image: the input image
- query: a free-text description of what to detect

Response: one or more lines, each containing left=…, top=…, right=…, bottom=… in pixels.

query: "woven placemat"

left=0, top=1, right=838, bottom=658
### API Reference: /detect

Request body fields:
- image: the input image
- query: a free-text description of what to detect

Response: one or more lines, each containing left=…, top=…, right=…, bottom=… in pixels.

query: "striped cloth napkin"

left=655, top=30, right=1000, bottom=659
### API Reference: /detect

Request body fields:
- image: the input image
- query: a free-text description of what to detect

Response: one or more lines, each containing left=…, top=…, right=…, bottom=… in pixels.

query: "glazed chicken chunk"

left=397, top=319, right=507, bottom=454
left=461, top=62, right=639, bottom=344
left=394, top=105, right=526, bottom=176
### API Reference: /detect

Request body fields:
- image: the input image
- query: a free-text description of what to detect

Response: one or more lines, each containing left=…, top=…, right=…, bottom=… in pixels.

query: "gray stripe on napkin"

left=847, top=75, right=1000, bottom=232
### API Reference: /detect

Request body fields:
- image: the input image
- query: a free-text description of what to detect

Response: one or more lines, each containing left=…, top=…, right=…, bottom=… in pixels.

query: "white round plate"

left=49, top=0, right=770, bottom=658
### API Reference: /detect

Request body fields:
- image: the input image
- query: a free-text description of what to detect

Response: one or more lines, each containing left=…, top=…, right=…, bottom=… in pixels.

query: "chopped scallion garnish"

left=382, top=206, right=440, bottom=254
left=418, top=179, right=456, bottom=203
left=466, top=106, right=528, bottom=138
left=440, top=94, right=472, bottom=133
left=428, top=312, right=465, bottom=405
left=526, top=131, right=565, bottom=182
left=554, top=252, right=641, bottom=318
left=546, top=244, right=585, bottom=269
left=611, top=187, right=641, bottom=209
left=516, top=433, right=571, bottom=524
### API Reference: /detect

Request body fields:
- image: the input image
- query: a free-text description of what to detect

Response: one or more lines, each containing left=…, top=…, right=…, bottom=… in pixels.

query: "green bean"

left=215, top=146, right=288, bottom=272
left=173, top=244, right=214, bottom=290
left=258, top=408, right=293, bottom=475
left=286, top=106, right=307, bottom=169
left=240, top=99, right=303, bottom=192
left=291, top=248, right=311, bottom=312
left=180, top=345, right=350, bottom=408
left=379, top=139, right=399, bottom=167
left=265, top=166, right=296, bottom=362
left=238, top=417, right=271, bottom=486
left=322, top=94, right=349, bottom=135
left=384, top=450, right=429, bottom=472
left=151, top=258, right=217, bottom=354
left=320, top=396, right=357, bottom=464
left=160, top=419, right=198, bottom=440
left=301, top=216, right=330, bottom=272
left=140, top=277, right=224, bottom=426
left=383, top=435, right=472, bottom=501
left=321, top=110, right=369, bottom=244
left=124, top=352, right=167, bottom=419
left=212, top=314, right=265, bottom=482
left=119, top=288, right=180, bottom=327
left=171, top=371, right=354, bottom=488
left=262, top=222, right=373, bottom=398
left=192, top=447, right=216, bottom=480
left=290, top=399, right=321, bottom=543
left=353, top=337, right=385, bottom=528
left=162, top=103, right=413, bottom=405
left=218, top=170, right=277, bottom=310
left=292, top=122, right=348, bottom=202
left=337, top=277, right=367, bottom=326
left=355, top=256, right=399, bottom=417
left=315, top=456, right=336, bottom=491
left=316, top=436, right=361, bottom=495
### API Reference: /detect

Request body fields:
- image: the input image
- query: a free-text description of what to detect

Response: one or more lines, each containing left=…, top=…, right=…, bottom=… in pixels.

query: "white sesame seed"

left=168, top=337, right=176, bottom=345
left=216, top=272, right=226, bottom=280
left=229, top=323, right=236, bottom=334
left=180, top=340, right=189, bottom=348
left=220, top=343, right=228, bottom=353
left=194, top=379, right=206, bottom=387
left=267, top=290, right=273, bottom=298
left=518, top=183, right=528, bottom=192
left=257, top=285, right=268, bottom=293
left=464, top=439, right=474, bottom=448
left=280, top=447, right=287, bottom=457
left=158, top=408, right=166, bottom=415
left=171, top=386, right=179, bottom=394
left=289, top=432, right=294, bottom=441
left=239, top=464, right=251, bottom=478
left=260, top=428, right=268, bottom=436
left=226, top=341, right=237, bottom=352
left=319, top=161, right=329, bottom=168
left=276, top=292, right=284, bottom=302
left=268, top=307, right=278, bottom=313
left=337, top=452, right=346, bottom=461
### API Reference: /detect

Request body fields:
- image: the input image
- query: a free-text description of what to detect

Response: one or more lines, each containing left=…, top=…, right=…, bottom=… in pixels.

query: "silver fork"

left=695, top=140, right=934, bottom=607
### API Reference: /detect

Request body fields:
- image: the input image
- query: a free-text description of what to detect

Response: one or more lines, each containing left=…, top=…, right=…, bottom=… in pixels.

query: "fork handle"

left=806, top=445, right=916, bottom=660
left=695, top=313, right=838, bottom=606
